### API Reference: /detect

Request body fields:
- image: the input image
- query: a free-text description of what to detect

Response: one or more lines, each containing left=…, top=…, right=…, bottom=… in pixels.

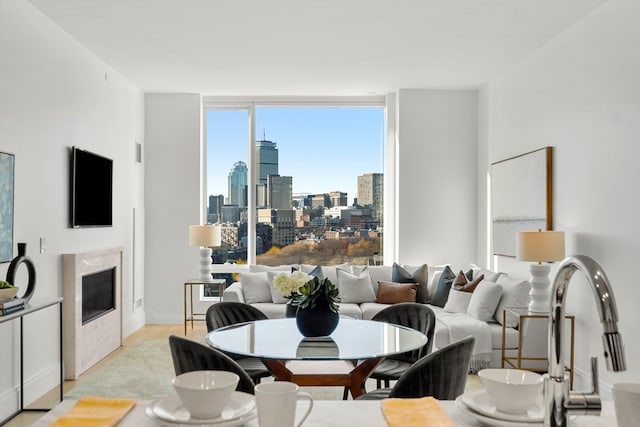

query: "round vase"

left=6, top=242, right=36, bottom=302
left=285, top=300, right=298, bottom=318
left=295, top=302, right=339, bottom=337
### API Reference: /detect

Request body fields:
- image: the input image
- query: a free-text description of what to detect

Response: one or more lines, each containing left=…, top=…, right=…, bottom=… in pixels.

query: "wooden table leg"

left=261, top=358, right=383, bottom=399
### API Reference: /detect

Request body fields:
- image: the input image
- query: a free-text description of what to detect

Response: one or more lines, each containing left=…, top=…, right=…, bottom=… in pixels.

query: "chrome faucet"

left=544, top=254, right=626, bottom=427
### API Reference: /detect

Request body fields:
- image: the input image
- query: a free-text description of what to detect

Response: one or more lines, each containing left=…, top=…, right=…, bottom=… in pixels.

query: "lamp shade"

left=516, top=230, right=565, bottom=262
left=189, top=224, right=222, bottom=247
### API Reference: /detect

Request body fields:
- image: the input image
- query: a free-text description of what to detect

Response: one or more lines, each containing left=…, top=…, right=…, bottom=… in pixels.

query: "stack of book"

left=1, top=298, right=25, bottom=315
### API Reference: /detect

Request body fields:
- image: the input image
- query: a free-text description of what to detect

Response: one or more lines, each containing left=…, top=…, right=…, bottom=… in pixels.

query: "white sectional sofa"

left=222, top=263, right=544, bottom=370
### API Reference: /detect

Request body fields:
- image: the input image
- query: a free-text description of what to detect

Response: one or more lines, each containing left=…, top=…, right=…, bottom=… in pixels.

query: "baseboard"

left=144, top=310, right=184, bottom=324
left=124, top=308, right=146, bottom=338
left=0, top=359, right=61, bottom=421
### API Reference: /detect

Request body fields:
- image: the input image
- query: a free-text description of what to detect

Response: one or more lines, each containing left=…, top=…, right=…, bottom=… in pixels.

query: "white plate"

left=461, top=390, right=543, bottom=422
left=146, top=406, right=256, bottom=427
left=455, top=396, right=543, bottom=427
left=148, top=391, right=255, bottom=425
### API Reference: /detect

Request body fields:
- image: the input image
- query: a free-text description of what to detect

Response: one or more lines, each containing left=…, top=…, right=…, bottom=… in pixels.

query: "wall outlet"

left=40, top=237, right=46, bottom=254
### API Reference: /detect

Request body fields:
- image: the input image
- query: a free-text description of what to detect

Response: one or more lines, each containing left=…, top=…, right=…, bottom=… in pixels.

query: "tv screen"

left=70, top=147, right=113, bottom=227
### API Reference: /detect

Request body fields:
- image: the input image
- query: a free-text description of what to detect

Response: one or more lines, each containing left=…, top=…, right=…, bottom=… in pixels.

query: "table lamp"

left=189, top=224, right=221, bottom=281
left=516, top=229, right=565, bottom=313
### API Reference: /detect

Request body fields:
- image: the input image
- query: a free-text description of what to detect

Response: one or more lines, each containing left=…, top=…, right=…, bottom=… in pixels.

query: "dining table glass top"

left=205, top=317, right=428, bottom=360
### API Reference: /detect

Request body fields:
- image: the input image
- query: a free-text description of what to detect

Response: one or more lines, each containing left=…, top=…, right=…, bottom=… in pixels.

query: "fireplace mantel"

left=62, top=247, right=123, bottom=379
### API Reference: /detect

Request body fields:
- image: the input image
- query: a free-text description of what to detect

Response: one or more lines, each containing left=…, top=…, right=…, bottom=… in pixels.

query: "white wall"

left=397, top=89, right=478, bottom=268
left=484, top=0, right=640, bottom=396
left=0, top=0, right=144, bottom=414
left=144, top=94, right=202, bottom=324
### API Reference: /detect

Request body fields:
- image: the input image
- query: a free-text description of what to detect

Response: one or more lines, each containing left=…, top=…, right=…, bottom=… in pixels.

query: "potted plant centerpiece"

left=291, top=276, right=341, bottom=337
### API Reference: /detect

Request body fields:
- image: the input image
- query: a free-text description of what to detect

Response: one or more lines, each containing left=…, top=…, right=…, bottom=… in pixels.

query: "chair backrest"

left=206, top=302, right=268, bottom=332
left=168, top=335, right=255, bottom=394
left=371, top=302, right=437, bottom=363
left=389, top=335, right=475, bottom=400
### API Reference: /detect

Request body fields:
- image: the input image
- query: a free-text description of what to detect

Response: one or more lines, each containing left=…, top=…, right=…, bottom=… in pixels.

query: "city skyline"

left=206, top=107, right=385, bottom=202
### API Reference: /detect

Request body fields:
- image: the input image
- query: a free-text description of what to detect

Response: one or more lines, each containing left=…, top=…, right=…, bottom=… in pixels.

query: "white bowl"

left=172, top=370, right=239, bottom=419
left=0, top=287, right=19, bottom=303
left=478, top=368, right=543, bottom=414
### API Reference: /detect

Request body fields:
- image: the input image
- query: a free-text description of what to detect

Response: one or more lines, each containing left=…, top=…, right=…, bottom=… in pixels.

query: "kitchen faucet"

left=544, top=254, right=626, bottom=427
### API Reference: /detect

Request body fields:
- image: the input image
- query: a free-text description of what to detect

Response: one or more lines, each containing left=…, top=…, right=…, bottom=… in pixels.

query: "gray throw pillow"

left=391, top=263, right=429, bottom=304
left=430, top=265, right=455, bottom=307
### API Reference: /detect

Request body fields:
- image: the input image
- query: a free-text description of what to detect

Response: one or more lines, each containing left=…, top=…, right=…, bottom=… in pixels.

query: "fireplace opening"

left=82, top=267, right=116, bottom=325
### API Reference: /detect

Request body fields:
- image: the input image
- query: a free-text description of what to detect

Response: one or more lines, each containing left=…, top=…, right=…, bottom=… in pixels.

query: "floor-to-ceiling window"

left=204, top=97, right=388, bottom=268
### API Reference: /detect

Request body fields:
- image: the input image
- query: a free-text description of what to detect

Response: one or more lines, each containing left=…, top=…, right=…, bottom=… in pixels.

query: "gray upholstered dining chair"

left=168, top=335, right=255, bottom=394
left=370, top=303, right=437, bottom=389
left=357, top=335, right=475, bottom=400
left=205, top=302, right=272, bottom=384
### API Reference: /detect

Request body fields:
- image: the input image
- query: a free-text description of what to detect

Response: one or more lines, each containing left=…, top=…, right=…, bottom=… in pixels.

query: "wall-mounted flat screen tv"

left=70, top=147, right=113, bottom=228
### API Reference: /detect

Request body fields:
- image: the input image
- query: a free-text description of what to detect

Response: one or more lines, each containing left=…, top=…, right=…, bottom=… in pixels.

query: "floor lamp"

left=516, top=230, right=565, bottom=313
left=189, top=224, right=222, bottom=282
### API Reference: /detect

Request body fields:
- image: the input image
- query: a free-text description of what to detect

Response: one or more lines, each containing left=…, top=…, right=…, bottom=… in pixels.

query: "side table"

left=183, top=279, right=226, bottom=335
left=501, top=307, right=575, bottom=389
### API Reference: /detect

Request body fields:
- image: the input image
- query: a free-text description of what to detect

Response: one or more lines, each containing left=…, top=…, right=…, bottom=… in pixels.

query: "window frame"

left=202, top=95, right=396, bottom=271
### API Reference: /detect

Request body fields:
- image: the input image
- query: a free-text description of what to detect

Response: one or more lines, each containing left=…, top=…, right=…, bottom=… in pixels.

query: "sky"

left=206, top=107, right=384, bottom=203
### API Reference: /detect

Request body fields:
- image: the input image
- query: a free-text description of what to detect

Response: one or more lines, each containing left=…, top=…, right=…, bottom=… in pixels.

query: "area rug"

left=64, top=338, right=482, bottom=401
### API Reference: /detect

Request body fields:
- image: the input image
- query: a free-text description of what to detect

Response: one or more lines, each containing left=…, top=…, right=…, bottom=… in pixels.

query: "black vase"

left=295, top=302, right=339, bottom=337
left=6, top=242, right=36, bottom=302
left=285, top=300, right=298, bottom=318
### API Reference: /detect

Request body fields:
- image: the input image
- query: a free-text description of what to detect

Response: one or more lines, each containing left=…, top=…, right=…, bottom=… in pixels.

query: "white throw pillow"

left=321, top=263, right=350, bottom=286
left=443, top=289, right=473, bottom=313
left=336, top=267, right=376, bottom=304
left=240, top=271, right=272, bottom=303
left=467, top=281, right=503, bottom=322
left=267, top=271, right=290, bottom=304
left=494, top=275, right=531, bottom=327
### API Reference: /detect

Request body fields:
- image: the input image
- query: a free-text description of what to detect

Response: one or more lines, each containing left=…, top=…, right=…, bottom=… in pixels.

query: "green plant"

left=0, top=281, right=14, bottom=289
left=292, top=276, right=341, bottom=313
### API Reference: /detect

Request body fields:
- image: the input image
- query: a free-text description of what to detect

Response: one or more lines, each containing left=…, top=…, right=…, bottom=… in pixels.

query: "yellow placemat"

left=381, top=396, right=454, bottom=427
left=50, top=396, right=136, bottom=427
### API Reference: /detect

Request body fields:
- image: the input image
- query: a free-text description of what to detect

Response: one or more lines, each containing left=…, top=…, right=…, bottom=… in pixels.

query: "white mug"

left=255, top=381, right=313, bottom=427
left=613, top=382, right=640, bottom=427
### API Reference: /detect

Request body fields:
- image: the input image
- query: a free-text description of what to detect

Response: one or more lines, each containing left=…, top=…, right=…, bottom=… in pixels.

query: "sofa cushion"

left=494, top=275, right=530, bottom=327
left=368, top=265, right=393, bottom=294
left=250, top=264, right=297, bottom=273
left=467, top=281, right=503, bottom=322
left=431, top=265, right=456, bottom=307
left=391, top=263, right=429, bottom=304
left=375, top=281, right=417, bottom=304
left=360, top=302, right=389, bottom=320
left=443, top=289, right=473, bottom=313
left=337, top=303, right=363, bottom=319
left=337, top=267, right=376, bottom=303
left=240, top=271, right=272, bottom=303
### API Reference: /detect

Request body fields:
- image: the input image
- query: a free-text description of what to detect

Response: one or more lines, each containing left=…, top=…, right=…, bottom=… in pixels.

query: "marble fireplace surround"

left=62, top=247, right=123, bottom=379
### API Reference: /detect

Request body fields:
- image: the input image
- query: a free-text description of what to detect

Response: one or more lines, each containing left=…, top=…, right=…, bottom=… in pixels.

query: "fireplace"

left=82, top=268, right=116, bottom=324
left=62, top=247, right=123, bottom=379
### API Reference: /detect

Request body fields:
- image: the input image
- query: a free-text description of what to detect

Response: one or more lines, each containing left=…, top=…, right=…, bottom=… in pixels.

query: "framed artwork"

left=491, top=147, right=553, bottom=257
left=0, top=151, right=15, bottom=263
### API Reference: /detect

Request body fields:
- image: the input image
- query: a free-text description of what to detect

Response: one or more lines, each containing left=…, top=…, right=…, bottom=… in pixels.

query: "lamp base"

left=528, top=263, right=551, bottom=313
left=198, top=247, right=213, bottom=282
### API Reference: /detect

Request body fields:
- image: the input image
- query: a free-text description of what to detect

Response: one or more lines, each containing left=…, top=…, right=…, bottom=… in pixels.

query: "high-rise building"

left=208, top=194, right=224, bottom=223
left=311, top=193, right=330, bottom=209
left=358, top=173, right=383, bottom=220
left=255, top=139, right=278, bottom=186
left=267, top=174, right=293, bottom=209
left=228, top=161, right=248, bottom=208
left=257, top=208, right=295, bottom=247
left=329, top=191, right=348, bottom=207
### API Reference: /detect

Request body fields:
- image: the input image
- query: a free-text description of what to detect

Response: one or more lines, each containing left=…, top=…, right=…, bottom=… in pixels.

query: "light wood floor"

left=4, top=323, right=207, bottom=427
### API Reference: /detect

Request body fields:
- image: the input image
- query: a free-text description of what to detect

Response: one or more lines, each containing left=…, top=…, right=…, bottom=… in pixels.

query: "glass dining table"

left=205, top=317, right=428, bottom=398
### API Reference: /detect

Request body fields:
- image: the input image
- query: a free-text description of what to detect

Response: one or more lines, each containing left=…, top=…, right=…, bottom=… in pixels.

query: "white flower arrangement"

left=273, top=271, right=313, bottom=298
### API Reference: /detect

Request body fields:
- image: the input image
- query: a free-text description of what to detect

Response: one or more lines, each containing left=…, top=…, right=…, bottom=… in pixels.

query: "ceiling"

left=27, top=0, right=606, bottom=95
